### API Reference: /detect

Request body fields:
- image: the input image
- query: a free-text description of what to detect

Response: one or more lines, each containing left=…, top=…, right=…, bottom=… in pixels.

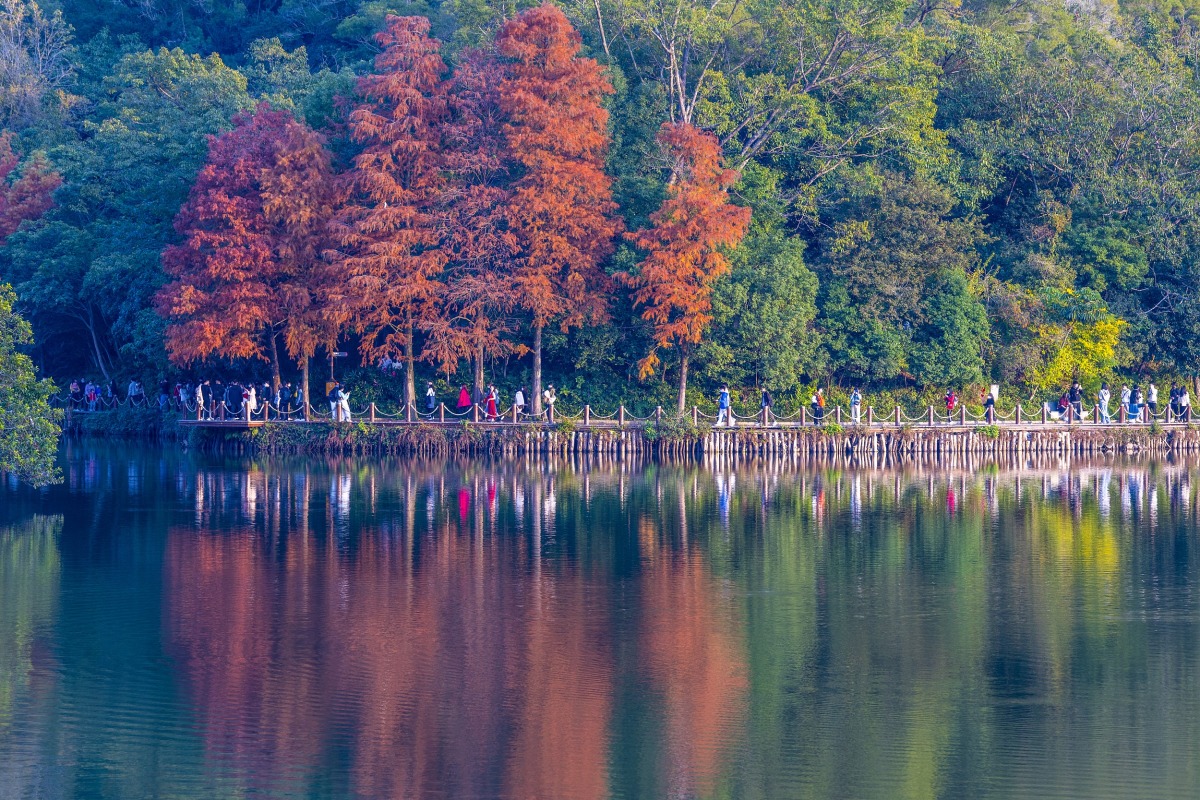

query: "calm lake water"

left=3, top=443, right=1200, bottom=799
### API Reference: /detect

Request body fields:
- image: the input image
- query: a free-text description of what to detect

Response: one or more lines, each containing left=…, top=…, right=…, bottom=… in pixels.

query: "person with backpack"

left=328, top=382, right=342, bottom=421
left=425, top=382, right=437, bottom=414
left=717, top=385, right=732, bottom=427
left=485, top=386, right=499, bottom=421
left=514, top=387, right=527, bottom=419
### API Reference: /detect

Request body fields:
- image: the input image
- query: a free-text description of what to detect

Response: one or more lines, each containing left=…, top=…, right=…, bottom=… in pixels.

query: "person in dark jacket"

left=224, top=382, right=242, bottom=418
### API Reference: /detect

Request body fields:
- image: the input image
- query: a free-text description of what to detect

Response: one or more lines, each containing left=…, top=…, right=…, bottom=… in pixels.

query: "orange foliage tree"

left=623, top=122, right=751, bottom=413
left=0, top=131, right=60, bottom=239
left=158, top=105, right=341, bottom=403
left=427, top=51, right=520, bottom=399
left=339, top=15, right=453, bottom=409
left=495, top=5, right=622, bottom=415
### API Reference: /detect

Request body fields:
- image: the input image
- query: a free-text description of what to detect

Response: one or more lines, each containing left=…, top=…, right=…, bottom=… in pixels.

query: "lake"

left=2, top=443, right=1200, bottom=799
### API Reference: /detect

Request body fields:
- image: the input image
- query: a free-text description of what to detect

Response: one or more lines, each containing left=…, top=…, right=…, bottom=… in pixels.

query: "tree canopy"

left=5, top=0, right=1200, bottom=410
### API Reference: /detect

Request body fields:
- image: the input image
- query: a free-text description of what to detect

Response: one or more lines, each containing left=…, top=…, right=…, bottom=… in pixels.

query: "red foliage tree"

left=339, top=15, right=453, bottom=409
left=623, top=122, right=751, bottom=413
left=158, top=105, right=342, bottom=404
left=0, top=131, right=60, bottom=239
left=495, top=5, right=622, bottom=415
left=428, top=51, right=520, bottom=400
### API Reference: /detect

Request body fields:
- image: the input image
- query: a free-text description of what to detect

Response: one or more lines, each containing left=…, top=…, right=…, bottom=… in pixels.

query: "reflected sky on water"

left=3, top=443, right=1200, bottom=799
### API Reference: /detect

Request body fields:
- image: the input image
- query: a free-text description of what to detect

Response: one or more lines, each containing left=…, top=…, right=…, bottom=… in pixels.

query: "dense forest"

left=2, top=0, right=1200, bottom=413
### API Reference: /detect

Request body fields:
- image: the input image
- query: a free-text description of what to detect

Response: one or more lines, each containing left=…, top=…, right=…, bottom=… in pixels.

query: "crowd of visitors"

left=59, top=373, right=1198, bottom=426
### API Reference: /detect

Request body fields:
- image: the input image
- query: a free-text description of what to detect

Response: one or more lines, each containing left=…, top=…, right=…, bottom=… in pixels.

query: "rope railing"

left=53, top=387, right=1200, bottom=429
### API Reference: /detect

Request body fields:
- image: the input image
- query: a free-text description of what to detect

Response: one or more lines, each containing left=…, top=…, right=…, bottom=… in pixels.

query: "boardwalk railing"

left=55, top=397, right=1191, bottom=429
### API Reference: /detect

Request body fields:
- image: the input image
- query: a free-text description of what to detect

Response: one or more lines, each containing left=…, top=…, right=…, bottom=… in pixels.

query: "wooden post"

left=867, top=406, right=874, bottom=426
left=801, top=406, right=807, bottom=426
left=472, top=403, right=480, bottom=423
left=1119, top=405, right=1127, bottom=423
left=439, top=402, right=445, bottom=423
left=220, top=402, right=226, bottom=421
left=960, top=405, right=966, bottom=425
left=1016, top=404, right=1022, bottom=424
left=1093, top=404, right=1099, bottom=424
left=512, top=403, right=518, bottom=424
left=928, top=406, right=935, bottom=427
left=655, top=406, right=662, bottom=425
left=406, top=402, right=414, bottom=423
left=1041, top=404, right=1048, bottom=424
left=618, top=405, right=625, bottom=427
left=761, top=407, right=768, bottom=427
left=369, top=402, right=376, bottom=423
left=895, top=405, right=901, bottom=426
left=584, top=405, right=591, bottom=426
left=692, top=406, right=699, bottom=426
left=836, top=406, right=842, bottom=425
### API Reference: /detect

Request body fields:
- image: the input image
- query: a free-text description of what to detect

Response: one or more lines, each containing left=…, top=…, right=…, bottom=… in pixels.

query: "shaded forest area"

left=3, top=0, right=1200, bottom=412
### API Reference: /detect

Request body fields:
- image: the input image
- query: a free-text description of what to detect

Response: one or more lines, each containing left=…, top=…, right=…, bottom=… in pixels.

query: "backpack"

left=817, top=394, right=825, bottom=408
left=327, top=386, right=339, bottom=403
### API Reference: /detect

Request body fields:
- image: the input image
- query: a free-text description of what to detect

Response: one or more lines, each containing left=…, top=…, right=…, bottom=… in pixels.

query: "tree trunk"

left=473, top=341, right=484, bottom=404
left=300, top=356, right=310, bottom=415
left=269, top=329, right=282, bottom=391
left=531, top=323, right=543, bottom=417
left=84, top=307, right=111, bottom=382
left=677, top=350, right=688, bottom=415
left=404, top=320, right=416, bottom=412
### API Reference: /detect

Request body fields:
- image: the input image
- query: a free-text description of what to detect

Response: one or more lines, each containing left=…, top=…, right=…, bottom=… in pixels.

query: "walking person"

left=851, top=387, right=862, bottom=425
left=514, top=387, right=526, bottom=419
left=1148, top=382, right=1159, bottom=418
left=811, top=388, right=826, bottom=426
left=1130, top=385, right=1142, bottom=422
left=543, top=385, right=557, bottom=422
left=456, top=385, right=471, bottom=413
left=245, top=384, right=258, bottom=420
left=1120, top=385, right=1131, bottom=421
left=1181, top=385, right=1192, bottom=421
left=328, top=382, right=342, bottom=421
left=425, top=382, right=437, bottom=414
left=1098, top=382, right=1111, bottom=423
left=280, top=382, right=293, bottom=419
left=338, top=384, right=352, bottom=423
left=194, top=381, right=205, bottom=420
left=717, top=385, right=732, bottom=428
left=984, top=390, right=996, bottom=423
left=485, top=385, right=499, bottom=421
left=1069, top=381, right=1083, bottom=419
left=760, top=386, right=773, bottom=426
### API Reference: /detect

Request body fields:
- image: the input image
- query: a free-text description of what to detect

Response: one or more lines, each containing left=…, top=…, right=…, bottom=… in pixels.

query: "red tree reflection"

left=165, top=524, right=613, bottom=799
left=640, top=547, right=747, bottom=796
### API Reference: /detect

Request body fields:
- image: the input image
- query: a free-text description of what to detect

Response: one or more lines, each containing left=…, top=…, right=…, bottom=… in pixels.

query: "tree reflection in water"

left=7, top=444, right=1200, bottom=799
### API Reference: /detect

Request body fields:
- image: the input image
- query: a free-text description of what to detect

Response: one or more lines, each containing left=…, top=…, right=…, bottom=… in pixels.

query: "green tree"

left=2, top=47, right=253, bottom=380
left=0, top=283, right=60, bottom=487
